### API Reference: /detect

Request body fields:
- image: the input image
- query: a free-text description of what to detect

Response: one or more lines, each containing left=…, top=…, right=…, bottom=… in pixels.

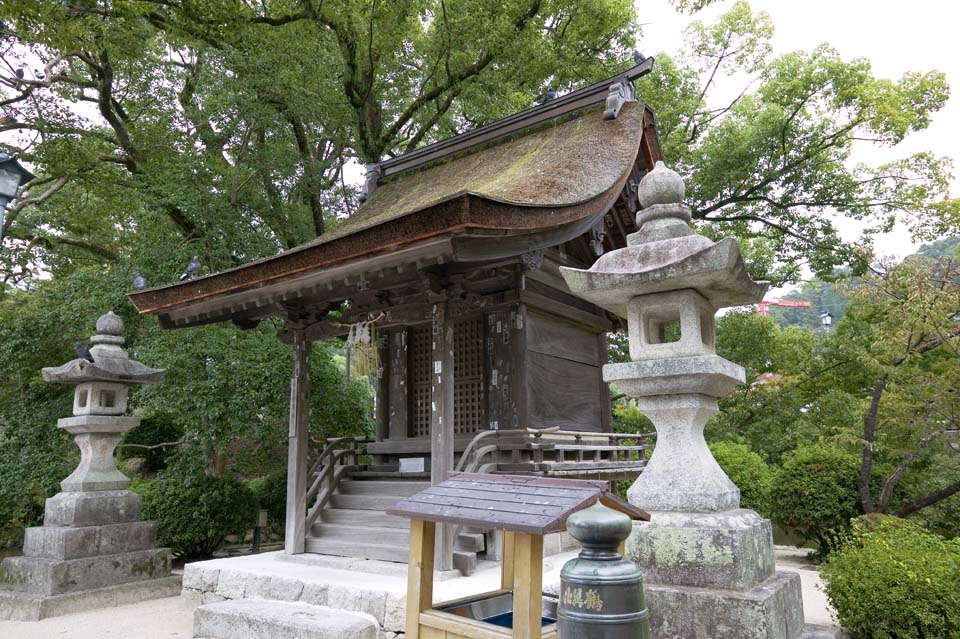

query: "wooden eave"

left=130, top=89, right=661, bottom=330
left=386, top=472, right=649, bottom=535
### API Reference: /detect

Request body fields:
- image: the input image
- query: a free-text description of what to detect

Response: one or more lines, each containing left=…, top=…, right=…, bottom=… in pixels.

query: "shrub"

left=821, top=515, right=960, bottom=638
left=118, top=413, right=182, bottom=473
left=137, top=474, right=257, bottom=558
left=709, top=441, right=774, bottom=517
left=769, top=443, right=861, bottom=552
left=248, top=470, right=287, bottom=526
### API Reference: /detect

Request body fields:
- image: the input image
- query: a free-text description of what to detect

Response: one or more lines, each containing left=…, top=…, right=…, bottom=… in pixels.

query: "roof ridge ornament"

left=358, top=162, right=382, bottom=202
left=603, top=79, right=636, bottom=120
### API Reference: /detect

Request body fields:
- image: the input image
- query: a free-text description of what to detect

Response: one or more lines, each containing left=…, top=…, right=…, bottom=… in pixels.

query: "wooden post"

left=389, top=328, right=409, bottom=440
left=501, top=530, right=516, bottom=590
left=512, top=532, right=543, bottom=639
left=431, top=301, right=455, bottom=570
left=406, top=519, right=436, bottom=639
left=285, top=327, right=311, bottom=554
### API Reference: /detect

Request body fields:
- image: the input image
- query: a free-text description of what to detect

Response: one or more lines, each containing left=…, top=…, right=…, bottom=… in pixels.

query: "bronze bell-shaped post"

left=558, top=502, right=650, bottom=639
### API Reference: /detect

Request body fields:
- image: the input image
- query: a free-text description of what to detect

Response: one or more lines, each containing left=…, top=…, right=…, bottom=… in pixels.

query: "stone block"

left=215, top=568, right=249, bottom=599
left=245, top=575, right=305, bottom=602
left=182, top=563, right=220, bottom=593
left=382, top=591, right=406, bottom=633
left=44, top=490, right=141, bottom=527
left=193, top=599, right=378, bottom=639
left=300, top=582, right=330, bottom=607
left=644, top=571, right=805, bottom=639
left=2, top=547, right=170, bottom=596
left=0, top=575, right=181, bottom=621
left=23, top=521, right=157, bottom=559
left=629, top=510, right=775, bottom=591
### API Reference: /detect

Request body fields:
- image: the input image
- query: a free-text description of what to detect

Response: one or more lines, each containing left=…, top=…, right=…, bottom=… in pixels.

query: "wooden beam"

left=406, top=519, right=436, bottom=639
left=431, top=300, right=455, bottom=571
left=284, top=328, right=311, bottom=554
left=512, top=532, right=544, bottom=639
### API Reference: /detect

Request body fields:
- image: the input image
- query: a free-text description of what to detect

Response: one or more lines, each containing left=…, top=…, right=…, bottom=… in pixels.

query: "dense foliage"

left=709, top=441, right=773, bottom=516
left=769, top=444, right=862, bottom=552
left=821, top=515, right=960, bottom=639
left=137, top=473, right=258, bottom=558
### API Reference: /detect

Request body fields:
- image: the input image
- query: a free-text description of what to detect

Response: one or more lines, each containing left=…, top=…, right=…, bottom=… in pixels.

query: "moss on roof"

left=301, top=102, right=647, bottom=249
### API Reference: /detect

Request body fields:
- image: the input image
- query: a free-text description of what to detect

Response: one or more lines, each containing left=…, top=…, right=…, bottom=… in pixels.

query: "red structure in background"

left=756, top=300, right=811, bottom=316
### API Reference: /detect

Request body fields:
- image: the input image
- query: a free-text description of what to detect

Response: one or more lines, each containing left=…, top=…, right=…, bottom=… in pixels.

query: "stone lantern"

left=0, top=312, right=179, bottom=621
left=561, top=162, right=824, bottom=638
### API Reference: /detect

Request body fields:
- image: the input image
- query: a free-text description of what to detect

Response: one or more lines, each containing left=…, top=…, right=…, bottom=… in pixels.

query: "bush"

left=821, top=515, right=960, bottom=638
left=118, top=413, right=182, bottom=473
left=137, top=474, right=257, bottom=558
left=248, top=470, right=287, bottom=525
left=769, top=443, right=861, bottom=552
left=709, top=441, right=774, bottom=517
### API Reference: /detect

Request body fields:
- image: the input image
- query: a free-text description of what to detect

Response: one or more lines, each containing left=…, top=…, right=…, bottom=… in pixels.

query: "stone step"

left=194, top=599, right=377, bottom=639
left=338, top=479, right=427, bottom=497
left=304, top=537, right=409, bottom=563
left=453, top=550, right=477, bottom=575
left=329, top=494, right=406, bottom=511
left=318, top=508, right=411, bottom=529
left=455, top=532, right=485, bottom=552
left=310, top=522, right=410, bottom=546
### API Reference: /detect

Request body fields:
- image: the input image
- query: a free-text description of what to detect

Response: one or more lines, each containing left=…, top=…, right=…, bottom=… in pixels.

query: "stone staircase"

left=304, top=476, right=485, bottom=573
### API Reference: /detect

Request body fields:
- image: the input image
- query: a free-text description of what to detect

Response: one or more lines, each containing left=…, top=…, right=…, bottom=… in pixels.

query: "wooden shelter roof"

left=386, top=472, right=649, bottom=535
left=128, top=62, right=662, bottom=330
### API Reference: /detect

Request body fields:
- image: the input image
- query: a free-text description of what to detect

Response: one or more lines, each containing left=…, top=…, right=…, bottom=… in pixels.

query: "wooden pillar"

left=431, top=301, right=455, bottom=570
left=375, top=331, right=390, bottom=446
left=284, top=327, right=311, bottom=554
left=389, top=328, right=409, bottom=440
left=405, top=519, right=436, bottom=639
left=512, top=532, right=544, bottom=639
left=501, top=530, right=516, bottom=590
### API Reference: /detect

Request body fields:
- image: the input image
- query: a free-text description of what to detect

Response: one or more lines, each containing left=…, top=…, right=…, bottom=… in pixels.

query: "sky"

left=633, top=0, right=960, bottom=263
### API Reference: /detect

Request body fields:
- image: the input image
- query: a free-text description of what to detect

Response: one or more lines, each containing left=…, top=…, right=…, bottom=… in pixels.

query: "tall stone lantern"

left=0, top=311, right=180, bottom=621
left=562, top=162, right=818, bottom=638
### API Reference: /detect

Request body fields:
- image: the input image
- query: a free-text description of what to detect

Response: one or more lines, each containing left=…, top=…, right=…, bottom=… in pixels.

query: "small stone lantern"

left=0, top=311, right=179, bottom=621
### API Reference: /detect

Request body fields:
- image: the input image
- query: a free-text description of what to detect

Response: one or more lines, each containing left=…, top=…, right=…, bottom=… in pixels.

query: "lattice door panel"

left=454, top=316, right=485, bottom=435
left=410, top=326, right=432, bottom=438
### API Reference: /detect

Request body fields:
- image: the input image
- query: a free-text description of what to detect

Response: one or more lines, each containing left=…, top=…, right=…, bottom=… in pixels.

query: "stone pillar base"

left=2, top=547, right=171, bottom=596
left=628, top=509, right=808, bottom=639
left=0, top=575, right=181, bottom=621
left=644, top=571, right=805, bottom=639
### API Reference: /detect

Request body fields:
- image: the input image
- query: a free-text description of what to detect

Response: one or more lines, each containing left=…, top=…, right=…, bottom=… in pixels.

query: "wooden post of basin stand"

left=501, top=530, right=516, bottom=590
left=285, top=327, right=311, bottom=554
left=512, top=532, right=544, bottom=639
left=430, top=301, right=455, bottom=570
left=405, top=519, right=436, bottom=639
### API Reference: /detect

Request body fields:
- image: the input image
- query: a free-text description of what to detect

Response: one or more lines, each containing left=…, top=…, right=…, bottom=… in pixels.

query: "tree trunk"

left=858, top=375, right=886, bottom=513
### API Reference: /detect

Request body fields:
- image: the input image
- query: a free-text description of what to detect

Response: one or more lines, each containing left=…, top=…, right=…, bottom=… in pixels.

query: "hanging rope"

left=344, top=313, right=384, bottom=378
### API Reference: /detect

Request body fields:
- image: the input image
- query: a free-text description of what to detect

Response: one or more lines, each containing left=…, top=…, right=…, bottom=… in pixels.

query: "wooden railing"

left=304, top=436, right=373, bottom=529
left=455, top=427, right=657, bottom=476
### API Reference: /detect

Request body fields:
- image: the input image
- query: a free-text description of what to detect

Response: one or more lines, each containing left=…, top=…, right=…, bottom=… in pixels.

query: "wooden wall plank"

left=525, top=309, right=601, bottom=366
left=525, top=351, right=602, bottom=431
left=284, top=329, right=311, bottom=554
